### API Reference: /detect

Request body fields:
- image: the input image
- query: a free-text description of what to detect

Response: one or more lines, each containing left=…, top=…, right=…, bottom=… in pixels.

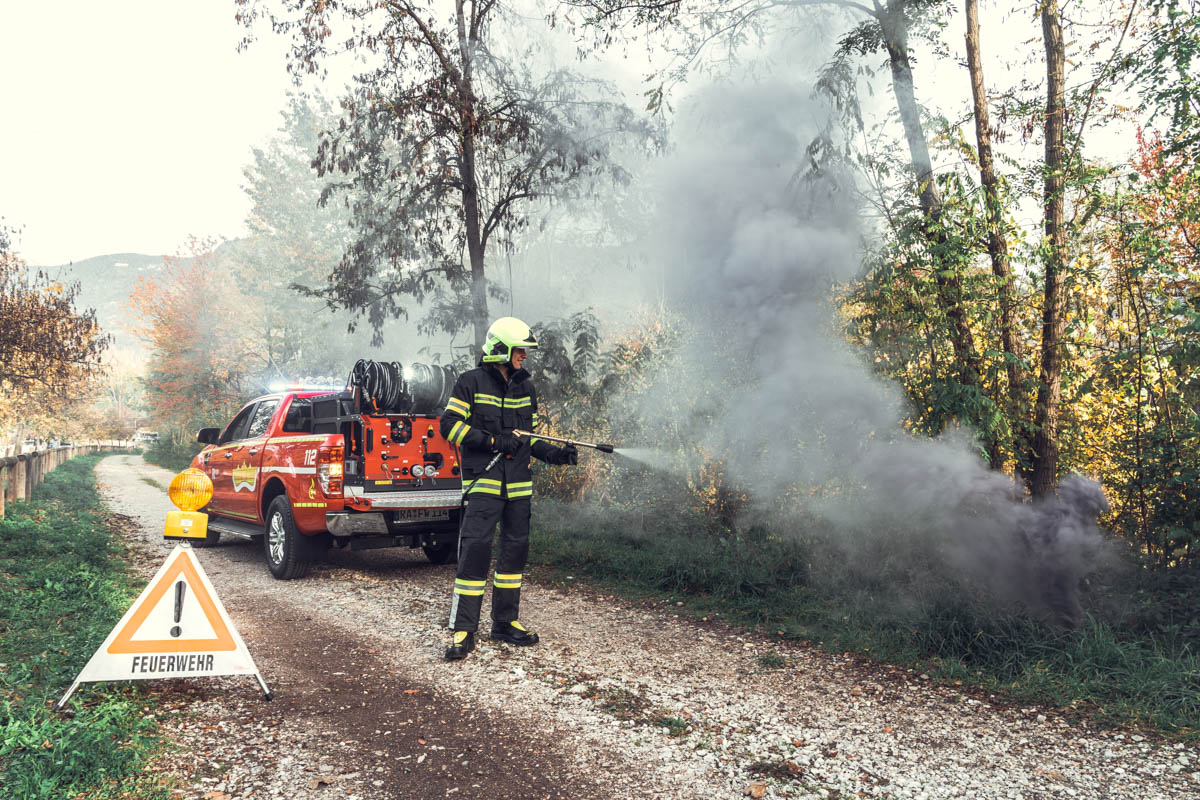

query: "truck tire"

left=422, top=542, right=457, bottom=564
left=264, top=496, right=311, bottom=580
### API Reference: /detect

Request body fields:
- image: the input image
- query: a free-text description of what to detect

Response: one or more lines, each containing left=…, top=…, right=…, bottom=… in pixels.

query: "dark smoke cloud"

left=625, top=79, right=1110, bottom=627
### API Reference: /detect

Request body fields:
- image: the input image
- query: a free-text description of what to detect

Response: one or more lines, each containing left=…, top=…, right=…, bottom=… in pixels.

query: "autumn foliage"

left=1080, top=131, right=1200, bottom=564
left=0, top=235, right=108, bottom=444
left=127, top=240, right=253, bottom=446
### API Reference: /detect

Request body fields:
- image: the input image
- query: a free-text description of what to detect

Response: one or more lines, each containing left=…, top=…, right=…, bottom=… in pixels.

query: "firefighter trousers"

left=448, top=494, right=531, bottom=632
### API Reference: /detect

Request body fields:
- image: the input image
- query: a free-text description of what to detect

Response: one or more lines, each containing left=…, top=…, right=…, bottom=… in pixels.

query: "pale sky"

left=0, top=1, right=299, bottom=266
left=0, top=2, right=1135, bottom=268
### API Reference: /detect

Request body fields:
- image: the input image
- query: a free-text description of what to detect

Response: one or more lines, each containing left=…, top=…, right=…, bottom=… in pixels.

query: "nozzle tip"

left=597, top=443, right=615, bottom=453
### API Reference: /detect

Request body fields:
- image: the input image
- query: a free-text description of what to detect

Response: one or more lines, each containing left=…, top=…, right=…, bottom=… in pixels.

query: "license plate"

left=393, top=508, right=451, bottom=524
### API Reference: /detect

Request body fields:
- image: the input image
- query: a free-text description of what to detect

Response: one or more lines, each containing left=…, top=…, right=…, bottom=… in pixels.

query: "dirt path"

left=95, top=456, right=1197, bottom=799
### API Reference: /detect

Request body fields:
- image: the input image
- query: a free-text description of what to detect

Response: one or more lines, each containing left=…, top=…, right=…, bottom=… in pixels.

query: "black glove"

left=550, top=444, right=578, bottom=465
left=491, top=432, right=521, bottom=455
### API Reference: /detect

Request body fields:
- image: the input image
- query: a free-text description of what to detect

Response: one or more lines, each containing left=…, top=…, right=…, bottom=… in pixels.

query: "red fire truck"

left=190, top=361, right=463, bottom=579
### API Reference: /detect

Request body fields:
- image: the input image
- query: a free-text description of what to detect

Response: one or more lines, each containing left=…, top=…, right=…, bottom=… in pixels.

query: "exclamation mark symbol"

left=170, top=580, right=185, bottom=638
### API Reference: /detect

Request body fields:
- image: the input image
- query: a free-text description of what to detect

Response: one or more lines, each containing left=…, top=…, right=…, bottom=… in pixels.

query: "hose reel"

left=349, top=359, right=456, bottom=415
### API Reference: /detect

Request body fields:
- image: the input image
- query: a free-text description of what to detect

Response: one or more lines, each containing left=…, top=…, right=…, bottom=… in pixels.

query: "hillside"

left=36, top=243, right=247, bottom=352
left=37, top=253, right=166, bottom=350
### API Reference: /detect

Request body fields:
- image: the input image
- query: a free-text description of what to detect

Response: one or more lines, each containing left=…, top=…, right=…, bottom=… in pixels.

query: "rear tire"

left=422, top=541, right=457, bottom=564
left=264, top=496, right=311, bottom=580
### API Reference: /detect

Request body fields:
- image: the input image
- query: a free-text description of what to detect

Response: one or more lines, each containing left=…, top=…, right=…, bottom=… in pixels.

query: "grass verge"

left=530, top=500, right=1199, bottom=737
left=0, top=455, right=172, bottom=799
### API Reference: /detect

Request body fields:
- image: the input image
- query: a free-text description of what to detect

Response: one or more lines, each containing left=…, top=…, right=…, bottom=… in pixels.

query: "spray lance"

left=512, top=430, right=615, bottom=453
left=459, top=430, right=615, bottom=501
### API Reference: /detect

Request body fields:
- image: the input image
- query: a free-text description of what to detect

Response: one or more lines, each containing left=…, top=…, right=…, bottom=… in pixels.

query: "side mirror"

left=197, top=427, right=220, bottom=445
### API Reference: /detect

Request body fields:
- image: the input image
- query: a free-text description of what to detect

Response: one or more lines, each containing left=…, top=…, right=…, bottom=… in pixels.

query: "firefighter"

left=440, top=317, right=578, bottom=660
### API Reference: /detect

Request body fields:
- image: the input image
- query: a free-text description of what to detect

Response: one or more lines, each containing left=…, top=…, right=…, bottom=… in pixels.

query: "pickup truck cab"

left=191, top=389, right=463, bottom=579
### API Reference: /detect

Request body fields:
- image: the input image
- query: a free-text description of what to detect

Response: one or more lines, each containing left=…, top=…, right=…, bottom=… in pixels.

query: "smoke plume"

left=622, top=79, right=1110, bottom=627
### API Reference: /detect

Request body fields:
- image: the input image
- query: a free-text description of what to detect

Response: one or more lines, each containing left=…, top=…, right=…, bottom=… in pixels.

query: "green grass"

left=0, top=456, right=172, bottom=799
left=530, top=500, right=1200, bottom=737
left=757, top=651, right=789, bottom=669
left=652, top=715, right=690, bottom=737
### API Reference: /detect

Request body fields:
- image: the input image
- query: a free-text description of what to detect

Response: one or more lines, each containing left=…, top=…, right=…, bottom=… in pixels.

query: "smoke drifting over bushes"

left=622, top=80, right=1110, bottom=626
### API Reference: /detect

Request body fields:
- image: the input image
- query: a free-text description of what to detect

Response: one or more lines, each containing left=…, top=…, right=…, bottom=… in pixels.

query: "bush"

left=142, top=437, right=203, bottom=473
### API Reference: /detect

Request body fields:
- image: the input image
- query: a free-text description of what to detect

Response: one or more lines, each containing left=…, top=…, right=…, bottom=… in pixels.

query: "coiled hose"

left=350, top=359, right=405, bottom=412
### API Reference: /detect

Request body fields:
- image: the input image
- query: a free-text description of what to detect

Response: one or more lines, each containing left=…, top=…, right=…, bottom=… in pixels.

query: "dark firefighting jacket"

left=439, top=362, right=558, bottom=498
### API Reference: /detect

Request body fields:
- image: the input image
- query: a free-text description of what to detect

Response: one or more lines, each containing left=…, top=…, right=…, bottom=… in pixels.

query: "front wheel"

left=264, top=496, right=312, bottom=580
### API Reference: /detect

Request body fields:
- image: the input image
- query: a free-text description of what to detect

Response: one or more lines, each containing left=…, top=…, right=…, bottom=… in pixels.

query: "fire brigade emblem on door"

left=231, top=463, right=259, bottom=493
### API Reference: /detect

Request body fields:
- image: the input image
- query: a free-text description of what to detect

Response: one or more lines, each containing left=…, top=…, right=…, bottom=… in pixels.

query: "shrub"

left=142, top=437, right=204, bottom=473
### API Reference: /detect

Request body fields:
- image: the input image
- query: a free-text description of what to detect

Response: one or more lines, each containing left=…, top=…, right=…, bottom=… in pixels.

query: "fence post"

left=3, top=460, right=13, bottom=509
left=14, top=456, right=27, bottom=502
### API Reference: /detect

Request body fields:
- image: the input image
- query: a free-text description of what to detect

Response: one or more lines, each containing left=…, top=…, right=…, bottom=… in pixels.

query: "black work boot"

left=444, top=630, right=475, bottom=660
left=490, top=620, right=539, bottom=646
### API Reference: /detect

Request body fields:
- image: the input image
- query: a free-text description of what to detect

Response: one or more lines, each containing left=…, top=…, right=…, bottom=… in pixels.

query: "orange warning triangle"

left=107, top=551, right=237, bottom=654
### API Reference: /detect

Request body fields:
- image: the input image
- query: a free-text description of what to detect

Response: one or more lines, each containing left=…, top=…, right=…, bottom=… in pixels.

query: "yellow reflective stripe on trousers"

left=474, top=393, right=502, bottom=407
left=494, top=571, right=522, bottom=589
left=454, top=578, right=485, bottom=596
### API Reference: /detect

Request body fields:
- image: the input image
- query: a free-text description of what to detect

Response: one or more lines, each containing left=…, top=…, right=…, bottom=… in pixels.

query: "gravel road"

left=94, top=455, right=1197, bottom=800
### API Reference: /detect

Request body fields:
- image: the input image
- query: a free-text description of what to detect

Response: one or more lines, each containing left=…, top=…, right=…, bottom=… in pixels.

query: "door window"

left=219, top=404, right=257, bottom=445
left=246, top=399, right=280, bottom=440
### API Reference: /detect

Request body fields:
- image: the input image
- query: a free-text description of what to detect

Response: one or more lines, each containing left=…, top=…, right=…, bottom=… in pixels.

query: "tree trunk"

left=964, top=0, right=1029, bottom=474
left=1030, top=0, right=1068, bottom=497
left=456, top=0, right=489, bottom=354
left=878, top=0, right=991, bottom=449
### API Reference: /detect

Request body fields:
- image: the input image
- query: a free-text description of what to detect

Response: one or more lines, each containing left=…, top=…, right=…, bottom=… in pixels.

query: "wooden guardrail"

left=0, top=443, right=130, bottom=518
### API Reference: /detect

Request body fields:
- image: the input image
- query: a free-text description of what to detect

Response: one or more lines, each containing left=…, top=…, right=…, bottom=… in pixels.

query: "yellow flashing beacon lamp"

left=163, top=468, right=214, bottom=541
